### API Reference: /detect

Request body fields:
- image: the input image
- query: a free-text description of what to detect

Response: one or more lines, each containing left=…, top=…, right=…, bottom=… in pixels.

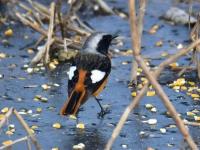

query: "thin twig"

left=184, top=120, right=200, bottom=126
left=44, top=2, right=56, bottom=64
left=13, top=109, right=42, bottom=150
left=106, top=0, right=200, bottom=149
left=56, top=0, right=65, bottom=39
left=95, top=0, right=114, bottom=15
left=0, top=107, right=13, bottom=129
left=15, top=12, right=81, bottom=49
left=105, top=84, right=147, bottom=150
left=0, top=136, right=28, bottom=150
left=129, top=0, right=143, bottom=83
left=135, top=55, right=197, bottom=149
left=26, top=137, right=32, bottom=150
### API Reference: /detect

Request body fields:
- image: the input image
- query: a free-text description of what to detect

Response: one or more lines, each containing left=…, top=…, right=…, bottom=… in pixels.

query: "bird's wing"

left=67, top=53, right=111, bottom=99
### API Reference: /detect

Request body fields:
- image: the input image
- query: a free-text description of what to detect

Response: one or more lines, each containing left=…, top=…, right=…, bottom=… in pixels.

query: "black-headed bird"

left=60, top=32, right=117, bottom=117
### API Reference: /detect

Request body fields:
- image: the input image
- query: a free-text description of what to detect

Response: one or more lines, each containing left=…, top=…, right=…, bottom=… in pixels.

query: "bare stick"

left=135, top=55, right=197, bottom=149
left=106, top=0, right=199, bottom=148
left=95, top=0, right=114, bottom=15
left=34, top=35, right=46, bottom=48
left=0, top=107, right=13, bottom=129
left=15, top=12, right=81, bottom=51
left=129, top=0, right=146, bottom=83
left=106, top=38, right=200, bottom=150
left=130, top=61, right=138, bottom=84
left=13, top=109, right=42, bottom=150
left=56, top=0, right=65, bottom=39
left=105, top=84, right=147, bottom=150
left=138, top=0, right=147, bottom=46
left=31, top=38, right=55, bottom=65
left=44, top=2, right=55, bottom=64
left=107, top=39, right=200, bottom=150
left=184, top=120, right=200, bottom=126
left=26, top=137, right=32, bottom=150
left=0, top=136, right=28, bottom=150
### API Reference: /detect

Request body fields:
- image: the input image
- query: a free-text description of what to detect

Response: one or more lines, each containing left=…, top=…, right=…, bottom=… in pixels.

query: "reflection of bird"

left=60, top=32, right=117, bottom=117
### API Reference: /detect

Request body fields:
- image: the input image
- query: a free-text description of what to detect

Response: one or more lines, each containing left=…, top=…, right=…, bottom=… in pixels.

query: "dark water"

left=0, top=0, right=200, bottom=149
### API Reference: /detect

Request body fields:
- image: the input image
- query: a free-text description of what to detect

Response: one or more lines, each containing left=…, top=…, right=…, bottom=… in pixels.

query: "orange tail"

left=60, top=90, right=86, bottom=116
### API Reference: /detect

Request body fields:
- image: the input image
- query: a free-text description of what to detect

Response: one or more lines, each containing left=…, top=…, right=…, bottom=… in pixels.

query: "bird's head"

left=82, top=32, right=118, bottom=55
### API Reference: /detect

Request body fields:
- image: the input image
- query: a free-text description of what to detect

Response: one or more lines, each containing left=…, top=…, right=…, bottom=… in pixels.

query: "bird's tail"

left=60, top=90, right=86, bottom=116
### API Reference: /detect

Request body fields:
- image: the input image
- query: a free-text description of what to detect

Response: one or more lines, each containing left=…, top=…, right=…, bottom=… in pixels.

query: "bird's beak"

left=112, top=34, right=119, bottom=40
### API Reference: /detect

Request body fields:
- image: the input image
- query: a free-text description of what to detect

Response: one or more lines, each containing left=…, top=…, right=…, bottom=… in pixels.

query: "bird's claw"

left=97, top=108, right=110, bottom=118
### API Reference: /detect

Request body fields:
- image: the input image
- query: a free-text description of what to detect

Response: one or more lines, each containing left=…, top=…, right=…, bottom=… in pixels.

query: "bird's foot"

left=97, top=107, right=110, bottom=119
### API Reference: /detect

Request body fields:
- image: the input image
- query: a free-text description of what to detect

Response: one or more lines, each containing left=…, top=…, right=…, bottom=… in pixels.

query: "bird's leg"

left=95, top=97, right=110, bottom=118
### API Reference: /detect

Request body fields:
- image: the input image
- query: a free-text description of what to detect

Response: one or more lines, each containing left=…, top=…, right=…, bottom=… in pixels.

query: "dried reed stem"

left=106, top=38, right=200, bottom=150
left=129, top=0, right=146, bottom=83
left=44, top=2, right=55, bottom=64
left=106, top=0, right=199, bottom=149
left=0, top=136, right=28, bottom=150
left=135, top=55, right=197, bottom=149
left=184, top=120, right=200, bottom=126
left=0, top=107, right=13, bottom=129
left=14, top=109, right=42, bottom=150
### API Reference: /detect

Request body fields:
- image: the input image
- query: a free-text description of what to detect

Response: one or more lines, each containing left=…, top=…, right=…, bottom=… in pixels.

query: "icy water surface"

left=0, top=0, right=200, bottom=149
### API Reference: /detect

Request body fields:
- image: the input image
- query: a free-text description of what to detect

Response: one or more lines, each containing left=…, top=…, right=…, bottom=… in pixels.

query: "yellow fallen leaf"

left=161, top=52, right=168, bottom=57
left=125, top=49, right=133, bottom=55
left=172, top=86, right=180, bottom=90
left=191, top=94, right=200, bottom=98
left=160, top=128, right=166, bottom=134
left=0, top=53, right=7, bottom=59
left=173, top=78, right=186, bottom=86
left=150, top=107, right=157, bottom=112
left=6, top=130, right=14, bottom=135
left=131, top=92, right=137, bottom=97
left=155, top=40, right=163, bottom=47
left=52, top=59, right=59, bottom=65
left=169, top=62, right=179, bottom=68
left=69, top=115, right=77, bottom=120
left=52, top=147, right=59, bottom=150
left=41, top=84, right=51, bottom=90
left=36, top=107, right=42, bottom=113
left=192, top=109, right=199, bottom=113
left=1, top=107, right=9, bottom=113
left=149, top=24, right=159, bottom=34
left=0, top=114, right=5, bottom=121
left=27, top=48, right=34, bottom=54
left=73, top=143, right=85, bottom=150
left=188, top=81, right=195, bottom=86
left=31, top=125, right=38, bottom=130
left=137, top=84, right=143, bottom=89
left=188, top=87, right=198, bottom=92
left=180, top=86, right=187, bottom=90
left=194, top=116, right=200, bottom=121
left=4, top=29, right=13, bottom=37
left=193, top=98, right=200, bottom=101
left=30, top=129, right=35, bottom=134
left=53, top=123, right=61, bottom=129
left=2, top=140, right=13, bottom=146
left=186, top=112, right=195, bottom=117
left=146, top=91, right=156, bottom=96
left=76, top=123, right=85, bottom=129
left=73, top=35, right=82, bottom=43
left=49, top=62, right=56, bottom=70
left=145, top=104, right=154, bottom=109
left=141, top=77, right=148, bottom=85
left=137, top=68, right=143, bottom=73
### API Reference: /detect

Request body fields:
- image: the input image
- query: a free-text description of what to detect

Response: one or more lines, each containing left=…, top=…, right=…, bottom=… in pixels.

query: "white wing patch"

left=67, top=66, right=77, bottom=80
left=91, top=70, right=106, bottom=83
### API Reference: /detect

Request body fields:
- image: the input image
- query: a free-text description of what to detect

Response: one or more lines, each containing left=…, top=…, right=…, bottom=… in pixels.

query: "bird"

left=60, top=32, right=117, bottom=117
